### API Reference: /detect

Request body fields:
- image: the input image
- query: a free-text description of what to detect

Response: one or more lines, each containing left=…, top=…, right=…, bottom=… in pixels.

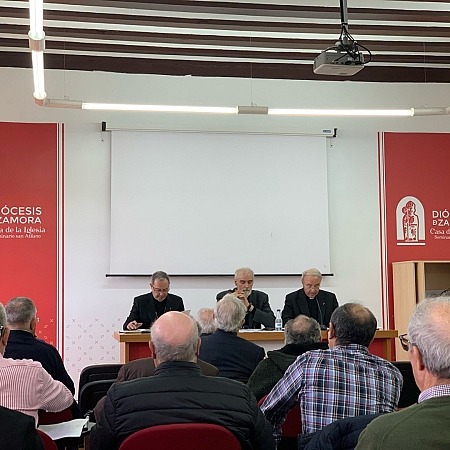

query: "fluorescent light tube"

left=31, top=51, right=46, bottom=100
left=268, top=109, right=413, bottom=117
left=29, top=0, right=44, bottom=40
left=81, top=103, right=238, bottom=114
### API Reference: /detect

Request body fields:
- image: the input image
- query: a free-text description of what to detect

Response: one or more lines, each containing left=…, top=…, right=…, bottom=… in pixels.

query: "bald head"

left=150, top=312, right=200, bottom=365
left=330, top=302, right=377, bottom=348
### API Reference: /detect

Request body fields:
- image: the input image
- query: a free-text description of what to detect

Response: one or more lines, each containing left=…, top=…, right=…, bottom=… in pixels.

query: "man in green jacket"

left=248, top=314, right=327, bottom=401
left=356, top=295, right=450, bottom=450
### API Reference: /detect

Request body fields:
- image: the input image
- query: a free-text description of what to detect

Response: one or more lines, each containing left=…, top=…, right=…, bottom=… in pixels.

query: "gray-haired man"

left=356, top=295, right=450, bottom=449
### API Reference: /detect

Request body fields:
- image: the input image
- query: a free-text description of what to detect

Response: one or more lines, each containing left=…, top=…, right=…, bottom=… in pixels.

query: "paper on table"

left=38, top=418, right=89, bottom=440
left=119, top=329, right=151, bottom=334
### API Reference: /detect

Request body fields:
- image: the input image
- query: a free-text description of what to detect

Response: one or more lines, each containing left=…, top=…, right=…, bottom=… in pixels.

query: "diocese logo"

left=396, top=196, right=425, bottom=245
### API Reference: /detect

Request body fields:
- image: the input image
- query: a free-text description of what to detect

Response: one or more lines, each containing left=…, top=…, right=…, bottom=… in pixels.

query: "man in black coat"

left=92, top=311, right=275, bottom=450
left=123, top=270, right=184, bottom=330
left=282, top=268, right=338, bottom=328
left=216, top=267, right=275, bottom=329
left=199, top=295, right=265, bottom=380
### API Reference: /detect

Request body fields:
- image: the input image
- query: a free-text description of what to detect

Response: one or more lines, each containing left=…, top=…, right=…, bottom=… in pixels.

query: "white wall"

left=2, top=67, right=450, bottom=388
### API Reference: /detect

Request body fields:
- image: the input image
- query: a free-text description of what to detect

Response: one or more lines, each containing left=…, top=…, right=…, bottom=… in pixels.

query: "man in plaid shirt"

left=261, top=303, right=402, bottom=442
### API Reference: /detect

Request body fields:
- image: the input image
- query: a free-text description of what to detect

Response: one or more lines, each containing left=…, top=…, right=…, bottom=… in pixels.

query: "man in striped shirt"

left=261, top=303, right=402, bottom=442
left=0, top=302, right=73, bottom=425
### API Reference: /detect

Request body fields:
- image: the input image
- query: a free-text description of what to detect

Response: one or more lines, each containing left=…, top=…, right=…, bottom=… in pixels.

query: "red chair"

left=37, top=430, right=58, bottom=450
left=118, top=423, right=241, bottom=450
left=38, top=407, right=73, bottom=425
left=258, top=395, right=302, bottom=437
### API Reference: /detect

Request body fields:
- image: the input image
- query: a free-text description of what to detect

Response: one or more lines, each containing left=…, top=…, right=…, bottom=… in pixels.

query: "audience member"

left=4, top=297, right=75, bottom=394
left=0, top=405, right=45, bottom=450
left=356, top=296, right=450, bottom=450
left=261, top=303, right=402, bottom=442
left=199, top=295, right=265, bottom=379
left=196, top=307, right=216, bottom=335
left=248, top=315, right=328, bottom=401
left=91, top=311, right=275, bottom=450
left=0, top=302, right=73, bottom=424
left=93, top=339, right=218, bottom=420
left=282, top=268, right=338, bottom=328
left=123, top=271, right=184, bottom=330
left=216, top=268, right=275, bottom=329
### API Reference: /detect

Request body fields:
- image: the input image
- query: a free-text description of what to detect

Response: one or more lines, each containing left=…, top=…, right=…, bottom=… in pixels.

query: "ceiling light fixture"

left=27, top=2, right=450, bottom=119
left=29, top=0, right=46, bottom=100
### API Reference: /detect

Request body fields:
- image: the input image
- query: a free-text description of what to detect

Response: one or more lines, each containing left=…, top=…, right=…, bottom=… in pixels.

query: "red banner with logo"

left=0, top=122, right=62, bottom=347
left=379, top=132, right=450, bottom=327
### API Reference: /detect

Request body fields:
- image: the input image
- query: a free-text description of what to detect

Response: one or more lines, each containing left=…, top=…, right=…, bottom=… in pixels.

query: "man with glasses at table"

left=123, top=271, right=184, bottom=330
left=356, top=295, right=450, bottom=450
left=282, top=268, right=338, bottom=329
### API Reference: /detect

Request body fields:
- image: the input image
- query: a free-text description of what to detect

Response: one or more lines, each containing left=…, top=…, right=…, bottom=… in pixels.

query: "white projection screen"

left=110, top=131, right=330, bottom=275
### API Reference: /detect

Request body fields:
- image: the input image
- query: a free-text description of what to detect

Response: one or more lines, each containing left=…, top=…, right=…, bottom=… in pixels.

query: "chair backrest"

left=38, top=407, right=73, bottom=425
left=79, top=379, right=115, bottom=418
left=79, top=364, right=123, bottom=392
left=392, top=361, right=421, bottom=408
left=258, top=395, right=302, bottom=437
left=37, top=430, right=58, bottom=450
left=118, top=423, right=241, bottom=450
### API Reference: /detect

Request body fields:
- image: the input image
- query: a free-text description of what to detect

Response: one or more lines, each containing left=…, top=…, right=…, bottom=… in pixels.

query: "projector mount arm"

left=335, top=0, right=371, bottom=63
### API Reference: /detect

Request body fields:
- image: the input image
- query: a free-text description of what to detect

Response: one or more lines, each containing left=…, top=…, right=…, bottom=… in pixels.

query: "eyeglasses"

left=398, top=334, right=411, bottom=351
left=151, top=287, right=170, bottom=294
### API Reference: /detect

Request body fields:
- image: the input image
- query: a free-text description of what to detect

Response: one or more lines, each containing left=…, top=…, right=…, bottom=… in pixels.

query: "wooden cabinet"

left=393, top=261, right=450, bottom=359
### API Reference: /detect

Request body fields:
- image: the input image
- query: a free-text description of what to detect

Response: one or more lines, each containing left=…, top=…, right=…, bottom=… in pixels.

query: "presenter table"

left=114, top=329, right=398, bottom=363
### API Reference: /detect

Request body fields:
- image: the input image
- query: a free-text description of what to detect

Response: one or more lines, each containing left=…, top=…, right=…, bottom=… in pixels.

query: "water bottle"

left=275, top=309, right=282, bottom=330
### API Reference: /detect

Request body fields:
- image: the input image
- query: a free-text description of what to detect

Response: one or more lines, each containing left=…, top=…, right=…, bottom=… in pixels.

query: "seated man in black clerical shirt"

left=123, top=270, right=184, bottom=330
left=216, top=267, right=275, bottom=329
left=282, top=268, right=338, bottom=329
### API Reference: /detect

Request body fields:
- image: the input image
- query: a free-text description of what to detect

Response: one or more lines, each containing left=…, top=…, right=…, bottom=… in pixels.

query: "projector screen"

left=110, top=131, right=330, bottom=275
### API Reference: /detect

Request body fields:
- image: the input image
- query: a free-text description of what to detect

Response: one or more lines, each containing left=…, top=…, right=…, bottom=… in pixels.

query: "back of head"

left=285, top=315, right=321, bottom=345
left=215, top=294, right=246, bottom=332
left=408, top=296, right=450, bottom=379
left=196, top=308, right=216, bottom=334
left=330, top=302, right=377, bottom=348
left=302, top=268, right=323, bottom=279
left=0, top=303, right=6, bottom=332
left=5, top=297, right=36, bottom=326
left=150, top=311, right=199, bottom=363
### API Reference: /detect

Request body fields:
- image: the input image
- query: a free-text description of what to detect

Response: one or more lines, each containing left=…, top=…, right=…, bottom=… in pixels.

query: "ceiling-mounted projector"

left=313, top=46, right=365, bottom=76
left=313, top=0, right=371, bottom=77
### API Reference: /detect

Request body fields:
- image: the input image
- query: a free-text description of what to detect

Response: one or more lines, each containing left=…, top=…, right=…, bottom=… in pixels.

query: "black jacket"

left=216, top=289, right=275, bottom=329
left=91, top=361, right=275, bottom=450
left=0, top=406, right=44, bottom=450
left=282, top=289, right=338, bottom=328
left=123, top=292, right=184, bottom=329
left=248, top=342, right=328, bottom=401
left=199, top=329, right=265, bottom=379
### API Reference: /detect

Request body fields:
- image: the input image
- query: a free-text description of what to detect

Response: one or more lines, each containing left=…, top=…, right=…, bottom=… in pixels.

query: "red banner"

left=0, top=122, right=62, bottom=347
left=380, top=132, right=450, bottom=327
